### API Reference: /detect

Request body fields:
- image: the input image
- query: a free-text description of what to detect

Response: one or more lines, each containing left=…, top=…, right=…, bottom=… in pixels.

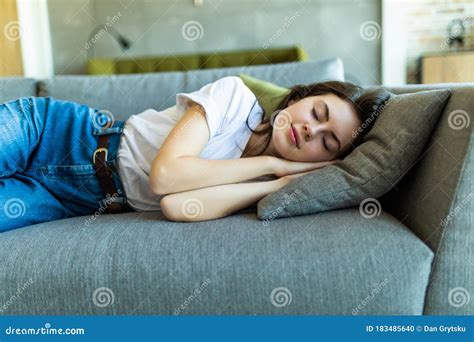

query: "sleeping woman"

left=0, top=76, right=389, bottom=232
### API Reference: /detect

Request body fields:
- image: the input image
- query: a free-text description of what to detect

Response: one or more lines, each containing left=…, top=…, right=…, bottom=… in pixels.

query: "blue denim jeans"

left=0, top=97, right=132, bottom=233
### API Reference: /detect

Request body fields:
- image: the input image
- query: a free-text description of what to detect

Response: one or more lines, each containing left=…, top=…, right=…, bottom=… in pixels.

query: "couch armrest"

left=379, top=83, right=473, bottom=314
left=422, top=137, right=473, bottom=314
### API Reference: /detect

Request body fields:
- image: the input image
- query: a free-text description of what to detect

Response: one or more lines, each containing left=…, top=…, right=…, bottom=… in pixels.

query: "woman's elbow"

left=159, top=196, right=183, bottom=221
left=149, top=166, right=172, bottom=195
left=159, top=196, right=221, bottom=222
left=160, top=196, right=201, bottom=222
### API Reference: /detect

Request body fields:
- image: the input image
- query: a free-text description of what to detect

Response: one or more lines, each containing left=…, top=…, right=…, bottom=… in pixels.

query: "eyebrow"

left=323, top=101, right=341, bottom=151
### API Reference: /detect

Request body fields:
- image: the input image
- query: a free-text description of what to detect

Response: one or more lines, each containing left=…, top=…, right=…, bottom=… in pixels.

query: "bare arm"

left=159, top=177, right=289, bottom=222
left=159, top=171, right=312, bottom=222
left=149, top=103, right=275, bottom=195
left=150, top=103, right=334, bottom=195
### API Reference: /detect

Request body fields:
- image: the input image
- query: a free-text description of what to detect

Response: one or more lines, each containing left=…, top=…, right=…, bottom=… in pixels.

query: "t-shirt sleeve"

left=176, top=76, right=254, bottom=140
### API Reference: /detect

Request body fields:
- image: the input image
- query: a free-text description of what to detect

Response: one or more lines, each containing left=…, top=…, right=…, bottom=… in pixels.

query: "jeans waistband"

left=104, top=121, right=125, bottom=162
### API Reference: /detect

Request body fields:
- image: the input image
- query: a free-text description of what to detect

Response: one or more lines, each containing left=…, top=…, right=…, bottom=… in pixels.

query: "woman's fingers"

left=274, top=157, right=339, bottom=177
left=316, top=159, right=339, bottom=167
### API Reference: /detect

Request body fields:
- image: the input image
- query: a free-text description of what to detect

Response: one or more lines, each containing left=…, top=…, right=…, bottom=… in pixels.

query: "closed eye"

left=312, top=107, right=319, bottom=121
left=322, top=136, right=329, bottom=151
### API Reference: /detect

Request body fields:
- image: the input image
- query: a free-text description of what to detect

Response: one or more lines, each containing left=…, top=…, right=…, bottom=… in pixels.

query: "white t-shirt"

left=116, top=76, right=266, bottom=211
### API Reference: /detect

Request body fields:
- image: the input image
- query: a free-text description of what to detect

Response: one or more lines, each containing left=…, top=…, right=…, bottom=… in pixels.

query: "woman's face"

left=270, top=94, right=361, bottom=162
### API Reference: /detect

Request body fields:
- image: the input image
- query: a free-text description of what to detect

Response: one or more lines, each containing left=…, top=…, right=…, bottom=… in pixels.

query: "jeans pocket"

left=25, top=164, right=105, bottom=215
left=40, top=164, right=97, bottom=180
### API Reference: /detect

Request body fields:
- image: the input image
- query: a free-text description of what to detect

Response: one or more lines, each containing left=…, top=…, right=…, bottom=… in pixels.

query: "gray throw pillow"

left=257, top=88, right=452, bottom=220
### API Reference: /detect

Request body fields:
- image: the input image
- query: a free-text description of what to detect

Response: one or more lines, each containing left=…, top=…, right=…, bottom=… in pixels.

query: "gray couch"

left=0, top=59, right=472, bottom=315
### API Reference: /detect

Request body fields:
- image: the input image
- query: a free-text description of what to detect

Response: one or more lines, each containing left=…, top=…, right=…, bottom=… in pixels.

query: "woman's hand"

left=276, top=170, right=317, bottom=187
left=271, top=157, right=338, bottom=178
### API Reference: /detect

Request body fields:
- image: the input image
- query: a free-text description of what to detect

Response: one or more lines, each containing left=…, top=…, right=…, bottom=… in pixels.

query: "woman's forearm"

left=159, top=178, right=285, bottom=222
left=150, top=155, right=275, bottom=195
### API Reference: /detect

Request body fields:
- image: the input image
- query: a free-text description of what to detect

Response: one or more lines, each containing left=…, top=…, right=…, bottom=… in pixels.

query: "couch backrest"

left=38, top=58, right=344, bottom=121
left=0, top=77, right=37, bottom=103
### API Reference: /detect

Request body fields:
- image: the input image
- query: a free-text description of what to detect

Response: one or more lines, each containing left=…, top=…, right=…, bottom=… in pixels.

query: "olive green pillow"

left=238, top=73, right=289, bottom=117
left=253, top=80, right=452, bottom=220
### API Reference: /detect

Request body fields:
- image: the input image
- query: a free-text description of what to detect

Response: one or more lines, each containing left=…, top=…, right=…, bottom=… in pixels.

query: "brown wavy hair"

left=241, top=80, right=392, bottom=159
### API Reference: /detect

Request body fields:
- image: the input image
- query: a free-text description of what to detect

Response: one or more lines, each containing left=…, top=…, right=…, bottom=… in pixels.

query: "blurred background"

left=1, top=0, right=472, bottom=85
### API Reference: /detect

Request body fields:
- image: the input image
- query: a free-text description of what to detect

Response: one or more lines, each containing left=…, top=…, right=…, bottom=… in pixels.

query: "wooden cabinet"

left=421, top=51, right=474, bottom=84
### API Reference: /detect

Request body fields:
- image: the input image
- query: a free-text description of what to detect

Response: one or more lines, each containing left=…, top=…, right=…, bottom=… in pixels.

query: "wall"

left=47, top=0, right=95, bottom=75
left=47, top=0, right=382, bottom=85
left=404, top=0, right=473, bottom=83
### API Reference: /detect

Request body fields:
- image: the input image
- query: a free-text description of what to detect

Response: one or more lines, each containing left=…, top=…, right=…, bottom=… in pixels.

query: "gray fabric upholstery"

left=38, top=71, right=186, bottom=121
left=380, top=84, right=473, bottom=252
left=0, top=77, right=37, bottom=103
left=422, top=135, right=473, bottom=315
left=39, top=58, right=344, bottom=121
left=0, top=209, right=433, bottom=315
left=379, top=85, right=473, bottom=316
left=258, top=89, right=452, bottom=222
left=0, top=63, right=471, bottom=315
left=256, top=83, right=473, bottom=316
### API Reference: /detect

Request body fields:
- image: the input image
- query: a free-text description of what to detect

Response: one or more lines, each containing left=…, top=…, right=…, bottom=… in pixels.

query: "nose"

left=303, top=122, right=317, bottom=141
left=303, top=122, right=327, bottom=142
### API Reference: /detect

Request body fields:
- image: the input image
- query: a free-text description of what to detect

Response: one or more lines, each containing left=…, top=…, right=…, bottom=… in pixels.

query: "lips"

left=289, top=124, right=300, bottom=148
